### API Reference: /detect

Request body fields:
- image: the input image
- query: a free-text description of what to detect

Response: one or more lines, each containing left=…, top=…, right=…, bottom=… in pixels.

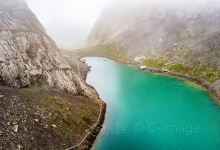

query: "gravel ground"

left=0, top=86, right=100, bottom=150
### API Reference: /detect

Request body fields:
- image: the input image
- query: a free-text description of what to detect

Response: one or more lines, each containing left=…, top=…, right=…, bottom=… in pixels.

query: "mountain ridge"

left=88, top=0, right=220, bottom=85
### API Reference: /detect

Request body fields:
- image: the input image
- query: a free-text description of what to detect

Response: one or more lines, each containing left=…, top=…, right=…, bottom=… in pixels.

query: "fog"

left=26, top=0, right=110, bottom=49
left=107, top=0, right=220, bottom=10
left=26, top=0, right=220, bottom=50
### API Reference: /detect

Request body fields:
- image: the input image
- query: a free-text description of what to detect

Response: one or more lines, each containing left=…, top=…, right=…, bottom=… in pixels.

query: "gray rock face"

left=89, top=0, right=220, bottom=68
left=0, top=0, right=94, bottom=96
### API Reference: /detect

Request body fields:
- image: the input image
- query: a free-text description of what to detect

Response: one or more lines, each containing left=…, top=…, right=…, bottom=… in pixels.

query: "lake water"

left=85, top=57, right=220, bottom=150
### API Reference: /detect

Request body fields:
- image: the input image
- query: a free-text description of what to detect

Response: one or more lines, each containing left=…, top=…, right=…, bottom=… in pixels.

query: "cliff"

left=0, top=0, right=95, bottom=97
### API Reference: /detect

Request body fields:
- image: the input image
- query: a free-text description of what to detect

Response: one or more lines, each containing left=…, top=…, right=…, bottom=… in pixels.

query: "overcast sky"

left=26, top=0, right=218, bottom=50
left=26, top=0, right=110, bottom=49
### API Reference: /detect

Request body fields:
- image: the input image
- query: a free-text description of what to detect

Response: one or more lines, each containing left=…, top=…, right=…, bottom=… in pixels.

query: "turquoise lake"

left=85, top=57, right=220, bottom=150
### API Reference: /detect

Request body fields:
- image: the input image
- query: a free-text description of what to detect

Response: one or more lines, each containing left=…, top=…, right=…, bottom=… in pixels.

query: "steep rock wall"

left=0, top=0, right=95, bottom=97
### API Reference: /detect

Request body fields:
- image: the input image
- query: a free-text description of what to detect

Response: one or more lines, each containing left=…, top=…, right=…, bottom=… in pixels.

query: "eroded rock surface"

left=0, top=0, right=95, bottom=97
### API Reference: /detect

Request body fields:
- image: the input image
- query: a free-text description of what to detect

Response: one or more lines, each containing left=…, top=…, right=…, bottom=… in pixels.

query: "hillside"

left=0, top=0, right=104, bottom=149
left=88, top=0, right=220, bottom=86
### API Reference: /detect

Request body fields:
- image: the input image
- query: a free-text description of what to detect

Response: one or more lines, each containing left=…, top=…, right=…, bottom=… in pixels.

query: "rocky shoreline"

left=65, top=59, right=107, bottom=150
left=144, top=67, right=220, bottom=104
left=115, top=56, right=220, bottom=103
left=66, top=99, right=106, bottom=150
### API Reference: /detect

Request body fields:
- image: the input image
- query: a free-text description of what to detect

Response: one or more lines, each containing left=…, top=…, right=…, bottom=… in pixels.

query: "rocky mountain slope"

left=0, top=86, right=101, bottom=150
left=88, top=0, right=220, bottom=84
left=0, top=0, right=95, bottom=97
left=0, top=0, right=105, bottom=149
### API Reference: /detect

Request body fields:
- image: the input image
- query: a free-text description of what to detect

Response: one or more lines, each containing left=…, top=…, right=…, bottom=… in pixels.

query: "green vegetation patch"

left=20, top=85, right=100, bottom=145
left=144, top=58, right=166, bottom=68
left=144, top=58, right=220, bottom=83
left=72, top=44, right=132, bottom=63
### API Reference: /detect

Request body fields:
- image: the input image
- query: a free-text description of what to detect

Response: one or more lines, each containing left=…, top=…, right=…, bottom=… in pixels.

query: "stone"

left=34, top=119, right=39, bottom=122
left=139, top=65, right=146, bottom=70
left=13, top=125, right=18, bottom=133
left=18, top=145, right=22, bottom=150
left=51, top=124, right=57, bottom=128
left=0, top=131, right=3, bottom=136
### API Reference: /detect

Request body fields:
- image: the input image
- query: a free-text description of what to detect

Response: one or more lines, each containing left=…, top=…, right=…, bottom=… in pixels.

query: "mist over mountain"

left=89, top=0, right=220, bottom=69
left=26, top=0, right=109, bottom=50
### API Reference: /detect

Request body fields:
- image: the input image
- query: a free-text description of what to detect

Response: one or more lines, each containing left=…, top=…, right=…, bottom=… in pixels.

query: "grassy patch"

left=144, top=58, right=220, bottom=83
left=20, top=85, right=99, bottom=145
left=71, top=44, right=132, bottom=63
left=144, top=59, right=166, bottom=68
left=169, top=64, right=190, bottom=72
